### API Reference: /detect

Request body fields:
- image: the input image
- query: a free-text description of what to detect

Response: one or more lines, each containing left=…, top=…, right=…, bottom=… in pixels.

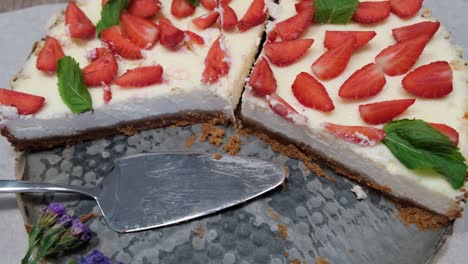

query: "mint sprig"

left=187, top=0, right=200, bottom=6
left=383, top=119, right=467, bottom=189
left=57, top=56, right=93, bottom=114
left=314, top=0, right=359, bottom=24
left=96, top=0, right=129, bottom=37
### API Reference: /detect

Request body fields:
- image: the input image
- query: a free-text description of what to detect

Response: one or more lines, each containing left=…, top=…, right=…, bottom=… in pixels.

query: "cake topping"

left=159, top=17, right=185, bottom=50
left=127, top=0, right=161, bottom=18
left=57, top=56, right=93, bottom=114
left=312, top=36, right=356, bottom=80
left=324, top=30, right=376, bottom=50
left=267, top=93, right=308, bottom=125
left=428, top=123, right=459, bottom=146
left=97, top=0, right=129, bottom=36
left=120, top=13, right=160, bottom=49
left=36, top=36, right=65, bottom=73
left=248, top=57, right=277, bottom=96
left=359, top=99, right=416, bottom=125
left=402, top=61, right=453, bottom=98
left=192, top=11, right=220, bottom=30
left=220, top=3, right=238, bottom=29
left=392, top=21, right=440, bottom=42
left=171, top=0, right=197, bottom=18
left=375, top=35, right=429, bottom=76
left=339, top=63, right=386, bottom=99
left=273, top=8, right=314, bottom=41
left=389, top=0, right=423, bottom=18
left=65, top=1, right=96, bottom=39
left=292, top=72, right=334, bottom=112
left=238, top=0, right=267, bottom=32
left=200, top=0, right=217, bottom=11
left=323, top=123, right=386, bottom=146
left=0, top=88, right=45, bottom=115
left=314, top=0, right=359, bottom=24
left=202, top=36, right=230, bottom=84
left=114, top=65, right=164, bottom=87
left=295, top=0, right=315, bottom=13
left=82, top=53, right=118, bottom=86
left=87, top=47, right=111, bottom=62
left=352, top=1, right=391, bottom=24
left=264, top=39, right=314, bottom=66
left=184, top=30, right=205, bottom=46
left=103, top=84, right=112, bottom=104
left=101, top=25, right=143, bottom=59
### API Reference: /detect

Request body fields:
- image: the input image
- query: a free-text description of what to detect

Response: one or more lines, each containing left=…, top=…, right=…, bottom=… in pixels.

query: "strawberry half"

left=295, top=0, right=315, bottom=13
left=192, top=11, right=220, bottom=30
left=127, top=0, right=161, bottom=18
left=352, top=1, right=391, bottom=24
left=103, top=84, right=112, bottom=104
left=200, top=0, right=217, bottom=10
left=324, top=31, right=376, bottom=50
left=359, top=99, right=416, bottom=125
left=312, top=36, right=356, bottom=80
left=184, top=30, right=205, bottom=45
left=87, top=47, right=112, bottom=62
left=65, top=1, right=95, bottom=39
left=238, top=0, right=267, bottom=32
left=159, top=17, right=185, bottom=50
left=83, top=53, right=118, bottom=86
left=267, top=93, right=308, bottom=124
left=36, top=36, right=65, bottom=72
left=248, top=57, right=277, bottom=96
left=392, top=21, right=440, bottom=42
left=428, top=123, right=459, bottom=146
left=389, top=0, right=423, bottom=18
left=375, top=35, right=429, bottom=76
left=264, top=39, right=314, bottom=67
left=202, top=36, right=230, bottom=84
left=220, top=4, right=238, bottom=30
left=0, top=88, right=45, bottom=115
left=292, top=72, right=334, bottom=112
left=114, top=65, right=163, bottom=87
left=324, top=123, right=386, bottom=146
left=101, top=26, right=142, bottom=59
left=121, top=13, right=160, bottom=49
left=171, top=0, right=196, bottom=18
left=275, top=9, right=314, bottom=41
left=402, top=61, right=453, bottom=98
left=339, top=63, right=386, bottom=99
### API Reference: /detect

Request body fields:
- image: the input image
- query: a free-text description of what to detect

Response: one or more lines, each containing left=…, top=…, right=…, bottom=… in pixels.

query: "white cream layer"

left=242, top=0, right=468, bottom=216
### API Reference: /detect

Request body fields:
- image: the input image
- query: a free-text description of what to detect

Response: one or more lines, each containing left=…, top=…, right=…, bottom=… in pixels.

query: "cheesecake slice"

left=241, top=0, right=467, bottom=218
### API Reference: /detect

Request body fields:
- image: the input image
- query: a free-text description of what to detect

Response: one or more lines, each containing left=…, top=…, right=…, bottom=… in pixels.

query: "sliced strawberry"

left=36, top=36, right=65, bottom=72
left=127, top=0, right=161, bottom=18
left=267, top=93, right=308, bottom=124
left=402, top=61, right=453, bottom=98
left=87, top=47, right=112, bottom=62
left=392, top=21, right=440, bottom=42
left=295, top=0, right=315, bottom=13
left=83, top=53, right=118, bottom=86
left=375, top=35, right=429, bottom=76
left=184, top=30, right=205, bottom=45
left=202, top=36, right=230, bottom=84
left=312, top=36, right=356, bottom=80
left=65, top=1, right=96, bottom=39
left=101, top=26, right=142, bottom=59
left=324, top=31, right=376, bottom=50
left=275, top=9, right=314, bottom=41
left=0, top=88, right=45, bottom=115
left=352, top=1, right=391, bottom=24
left=359, top=99, right=416, bottom=125
left=267, top=29, right=277, bottom=42
left=264, top=39, right=314, bottom=67
left=324, top=123, right=386, bottom=146
left=339, top=63, right=386, bottom=99
left=248, top=57, right=277, bottom=96
left=428, top=123, right=459, bottom=146
left=102, top=0, right=108, bottom=6
left=221, top=4, right=238, bottom=30
left=192, top=11, right=220, bottom=30
left=159, top=17, right=185, bottom=50
left=389, top=0, right=423, bottom=18
left=103, top=84, right=112, bottom=104
left=200, top=0, right=217, bottom=10
left=121, top=13, right=159, bottom=49
left=292, top=72, right=334, bottom=112
left=171, top=0, right=196, bottom=18
left=114, top=65, right=163, bottom=87
left=238, top=0, right=267, bottom=32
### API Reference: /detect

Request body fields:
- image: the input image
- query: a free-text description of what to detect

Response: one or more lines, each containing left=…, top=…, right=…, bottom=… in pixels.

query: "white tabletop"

left=0, top=2, right=467, bottom=263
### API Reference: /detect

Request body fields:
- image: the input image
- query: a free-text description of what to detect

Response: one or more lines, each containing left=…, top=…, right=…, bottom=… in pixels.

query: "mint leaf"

left=57, top=57, right=93, bottom=114
left=314, top=0, right=359, bottom=24
left=383, top=119, right=467, bottom=189
left=96, top=0, right=129, bottom=37
left=187, top=0, right=199, bottom=6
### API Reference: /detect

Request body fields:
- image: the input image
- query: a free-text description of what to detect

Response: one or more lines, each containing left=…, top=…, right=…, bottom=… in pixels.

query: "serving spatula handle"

left=0, top=180, right=96, bottom=198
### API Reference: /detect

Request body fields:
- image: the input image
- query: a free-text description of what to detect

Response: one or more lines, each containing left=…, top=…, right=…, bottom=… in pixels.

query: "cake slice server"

left=0, top=152, right=285, bottom=233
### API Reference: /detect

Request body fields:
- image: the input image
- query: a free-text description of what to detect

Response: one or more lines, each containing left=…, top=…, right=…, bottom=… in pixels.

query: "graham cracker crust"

left=239, top=116, right=454, bottom=228
left=2, top=111, right=231, bottom=152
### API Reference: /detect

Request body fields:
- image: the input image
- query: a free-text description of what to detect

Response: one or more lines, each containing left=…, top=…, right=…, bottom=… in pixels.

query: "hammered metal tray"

left=16, top=124, right=451, bottom=264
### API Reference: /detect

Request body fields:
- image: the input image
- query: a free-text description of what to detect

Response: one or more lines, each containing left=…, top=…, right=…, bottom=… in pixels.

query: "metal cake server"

left=0, top=152, right=285, bottom=233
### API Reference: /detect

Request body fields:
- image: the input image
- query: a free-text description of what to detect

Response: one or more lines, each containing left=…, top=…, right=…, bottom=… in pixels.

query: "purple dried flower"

left=70, top=218, right=91, bottom=242
left=79, top=250, right=111, bottom=264
left=55, top=213, right=73, bottom=228
left=39, top=202, right=66, bottom=227
left=44, top=202, right=66, bottom=216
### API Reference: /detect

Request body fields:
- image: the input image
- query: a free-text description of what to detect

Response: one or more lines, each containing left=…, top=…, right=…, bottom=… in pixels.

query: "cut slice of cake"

left=241, top=0, right=467, bottom=218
